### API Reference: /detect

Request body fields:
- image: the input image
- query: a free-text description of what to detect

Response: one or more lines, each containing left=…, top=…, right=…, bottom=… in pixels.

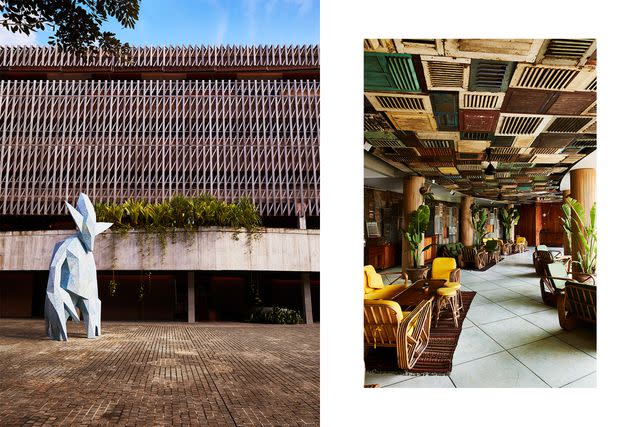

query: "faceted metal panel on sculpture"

left=45, top=194, right=112, bottom=341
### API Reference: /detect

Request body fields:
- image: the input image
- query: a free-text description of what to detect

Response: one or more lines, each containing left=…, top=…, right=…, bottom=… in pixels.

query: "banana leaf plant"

left=403, top=204, right=433, bottom=268
left=471, top=204, right=490, bottom=247
left=562, top=197, right=596, bottom=275
left=560, top=203, right=572, bottom=254
left=499, top=207, right=520, bottom=242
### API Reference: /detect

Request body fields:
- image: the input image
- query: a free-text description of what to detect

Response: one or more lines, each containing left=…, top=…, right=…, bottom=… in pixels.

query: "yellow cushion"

left=437, top=287, right=458, bottom=297
left=432, top=257, right=456, bottom=280
left=364, top=265, right=384, bottom=290
left=444, top=281, right=461, bottom=290
left=364, top=284, right=407, bottom=300
left=516, top=237, right=526, bottom=245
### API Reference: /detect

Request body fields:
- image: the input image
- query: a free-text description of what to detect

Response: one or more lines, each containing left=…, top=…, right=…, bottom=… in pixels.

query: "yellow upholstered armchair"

left=364, top=297, right=434, bottom=370
left=363, top=265, right=408, bottom=300
left=426, top=257, right=461, bottom=283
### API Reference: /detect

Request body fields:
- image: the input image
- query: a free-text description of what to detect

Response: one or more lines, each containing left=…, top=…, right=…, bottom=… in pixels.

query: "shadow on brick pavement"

left=0, top=319, right=319, bottom=426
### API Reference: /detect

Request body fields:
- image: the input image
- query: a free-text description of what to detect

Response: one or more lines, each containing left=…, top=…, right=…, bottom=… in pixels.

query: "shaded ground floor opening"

left=0, top=319, right=319, bottom=425
left=0, top=271, right=319, bottom=323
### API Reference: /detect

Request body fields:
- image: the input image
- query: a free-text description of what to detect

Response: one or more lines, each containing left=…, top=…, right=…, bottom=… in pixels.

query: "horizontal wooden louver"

left=460, top=92, right=504, bottom=109
left=585, top=78, right=597, bottom=91
left=394, top=39, right=445, bottom=55
left=497, top=115, right=547, bottom=135
left=545, top=117, right=593, bottom=133
left=460, top=131, right=493, bottom=141
left=364, top=113, right=393, bottom=131
left=469, top=60, right=515, bottom=92
left=512, top=65, right=579, bottom=90
left=444, top=39, right=544, bottom=62
left=421, top=56, right=470, bottom=91
left=365, top=92, right=432, bottom=112
left=544, top=39, right=595, bottom=59
left=364, top=39, right=396, bottom=53
left=364, top=131, right=404, bottom=147
left=419, top=139, right=454, bottom=148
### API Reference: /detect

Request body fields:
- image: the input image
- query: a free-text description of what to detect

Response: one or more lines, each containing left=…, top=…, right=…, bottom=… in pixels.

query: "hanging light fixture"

left=483, top=148, right=496, bottom=176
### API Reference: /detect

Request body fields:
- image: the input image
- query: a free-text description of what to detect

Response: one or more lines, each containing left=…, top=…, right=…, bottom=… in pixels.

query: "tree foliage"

left=0, top=0, right=140, bottom=57
left=499, top=206, right=520, bottom=242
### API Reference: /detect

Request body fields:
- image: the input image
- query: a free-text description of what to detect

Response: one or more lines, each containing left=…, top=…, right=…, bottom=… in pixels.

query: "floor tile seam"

left=380, top=376, right=418, bottom=388
left=502, top=347, right=554, bottom=388
left=476, top=319, right=552, bottom=349
left=559, top=370, right=597, bottom=388
left=494, top=300, right=551, bottom=316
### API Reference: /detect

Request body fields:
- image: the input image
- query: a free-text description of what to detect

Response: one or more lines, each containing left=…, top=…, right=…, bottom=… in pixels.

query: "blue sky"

left=0, top=0, right=319, bottom=46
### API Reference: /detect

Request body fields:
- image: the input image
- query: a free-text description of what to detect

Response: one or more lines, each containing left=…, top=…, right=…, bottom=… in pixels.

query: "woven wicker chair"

left=514, top=236, right=527, bottom=253
left=557, top=280, right=596, bottom=330
left=484, top=239, right=501, bottom=264
left=364, top=297, right=434, bottom=370
left=458, top=246, right=488, bottom=270
left=533, top=245, right=571, bottom=276
left=500, top=240, right=513, bottom=256
left=539, top=261, right=595, bottom=307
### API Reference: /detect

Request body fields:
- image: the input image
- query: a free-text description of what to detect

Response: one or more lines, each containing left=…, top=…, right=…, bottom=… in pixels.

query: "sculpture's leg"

left=78, top=298, right=101, bottom=338
left=44, top=295, right=68, bottom=341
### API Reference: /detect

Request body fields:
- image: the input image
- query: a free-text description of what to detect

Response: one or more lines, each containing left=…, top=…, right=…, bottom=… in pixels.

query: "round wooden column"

left=402, top=176, right=425, bottom=272
left=569, top=168, right=596, bottom=261
left=460, top=195, right=474, bottom=247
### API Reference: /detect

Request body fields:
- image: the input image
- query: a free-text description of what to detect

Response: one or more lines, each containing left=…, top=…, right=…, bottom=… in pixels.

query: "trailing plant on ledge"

left=95, top=194, right=262, bottom=235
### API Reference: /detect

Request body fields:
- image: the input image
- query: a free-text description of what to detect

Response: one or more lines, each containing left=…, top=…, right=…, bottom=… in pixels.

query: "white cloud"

left=214, top=10, right=229, bottom=45
left=0, top=26, right=38, bottom=46
left=285, top=0, right=313, bottom=16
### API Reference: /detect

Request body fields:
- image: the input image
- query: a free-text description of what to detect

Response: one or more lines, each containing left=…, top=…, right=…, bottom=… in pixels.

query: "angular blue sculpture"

left=45, top=193, right=112, bottom=341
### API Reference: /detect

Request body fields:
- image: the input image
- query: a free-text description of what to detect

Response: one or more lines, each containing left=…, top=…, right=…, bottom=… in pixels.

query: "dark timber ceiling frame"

left=364, top=38, right=596, bottom=203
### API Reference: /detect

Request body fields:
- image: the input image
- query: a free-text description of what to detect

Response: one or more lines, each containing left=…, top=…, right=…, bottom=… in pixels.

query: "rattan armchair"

left=458, top=246, right=488, bottom=270
left=533, top=245, right=571, bottom=276
left=364, top=297, right=434, bottom=370
left=363, top=265, right=409, bottom=300
left=557, top=280, right=596, bottom=330
left=539, top=261, right=595, bottom=306
left=514, top=236, right=527, bottom=253
left=484, top=239, right=501, bottom=264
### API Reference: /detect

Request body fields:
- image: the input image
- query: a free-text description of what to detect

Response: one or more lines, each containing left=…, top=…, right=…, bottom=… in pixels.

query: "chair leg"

left=448, top=297, right=459, bottom=328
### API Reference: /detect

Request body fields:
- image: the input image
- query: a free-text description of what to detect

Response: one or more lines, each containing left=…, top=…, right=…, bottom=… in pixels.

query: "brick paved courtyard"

left=0, top=319, right=319, bottom=426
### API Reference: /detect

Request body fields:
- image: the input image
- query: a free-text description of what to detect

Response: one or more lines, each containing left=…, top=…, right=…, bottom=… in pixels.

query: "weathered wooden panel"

left=444, top=39, right=544, bottom=62
left=501, top=88, right=558, bottom=114
left=364, top=52, right=421, bottom=92
left=459, top=109, right=499, bottom=132
left=429, top=92, right=459, bottom=131
left=386, top=112, right=437, bottom=132
left=421, top=55, right=470, bottom=91
left=545, top=91, right=597, bottom=115
left=531, top=133, right=577, bottom=148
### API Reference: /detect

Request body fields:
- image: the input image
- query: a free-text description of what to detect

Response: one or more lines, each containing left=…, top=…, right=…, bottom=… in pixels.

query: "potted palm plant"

left=499, top=206, right=520, bottom=242
left=403, top=203, right=433, bottom=282
left=471, top=204, right=490, bottom=247
left=561, top=197, right=596, bottom=282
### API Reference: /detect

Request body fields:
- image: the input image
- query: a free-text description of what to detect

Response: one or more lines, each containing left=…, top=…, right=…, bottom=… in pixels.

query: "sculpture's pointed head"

left=66, top=193, right=112, bottom=252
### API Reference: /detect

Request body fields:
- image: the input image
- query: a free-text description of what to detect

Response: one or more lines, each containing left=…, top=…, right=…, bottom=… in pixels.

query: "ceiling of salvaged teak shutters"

left=363, top=38, right=597, bottom=203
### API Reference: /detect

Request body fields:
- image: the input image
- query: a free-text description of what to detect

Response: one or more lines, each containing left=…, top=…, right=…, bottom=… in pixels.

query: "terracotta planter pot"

left=406, top=267, right=428, bottom=283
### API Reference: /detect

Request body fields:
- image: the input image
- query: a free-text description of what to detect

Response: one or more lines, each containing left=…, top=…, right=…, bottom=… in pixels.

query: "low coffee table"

left=392, top=279, right=435, bottom=311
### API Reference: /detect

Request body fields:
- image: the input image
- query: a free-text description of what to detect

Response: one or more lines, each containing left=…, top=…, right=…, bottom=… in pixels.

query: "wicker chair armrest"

left=397, top=297, right=434, bottom=370
left=450, top=268, right=461, bottom=282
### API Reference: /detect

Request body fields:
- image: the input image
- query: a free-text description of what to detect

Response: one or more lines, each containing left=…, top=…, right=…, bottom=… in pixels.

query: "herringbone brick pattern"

left=0, top=320, right=319, bottom=426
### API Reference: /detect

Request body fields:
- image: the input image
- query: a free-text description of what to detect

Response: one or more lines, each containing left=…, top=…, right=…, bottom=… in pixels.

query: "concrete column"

left=402, top=176, right=425, bottom=272
left=569, top=168, right=596, bottom=261
left=187, top=271, right=195, bottom=323
left=460, top=195, right=474, bottom=247
left=301, top=272, right=313, bottom=324
left=562, top=190, right=571, bottom=254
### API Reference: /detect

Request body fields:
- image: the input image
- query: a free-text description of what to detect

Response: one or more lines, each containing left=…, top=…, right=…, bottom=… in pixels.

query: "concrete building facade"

left=0, top=45, right=320, bottom=323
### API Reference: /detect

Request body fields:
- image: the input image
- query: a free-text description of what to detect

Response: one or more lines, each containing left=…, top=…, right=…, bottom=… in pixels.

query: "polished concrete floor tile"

left=510, top=336, right=596, bottom=387
left=467, top=293, right=492, bottom=306
left=452, top=326, right=504, bottom=365
left=364, top=372, right=414, bottom=388
left=464, top=281, right=503, bottom=292
left=478, top=287, right=523, bottom=302
left=521, top=309, right=564, bottom=335
left=466, top=302, right=517, bottom=325
left=479, top=316, right=550, bottom=349
left=450, top=351, right=549, bottom=388
left=497, top=297, right=549, bottom=316
left=388, top=375, right=455, bottom=388
left=555, top=328, right=597, bottom=358
left=562, top=372, right=596, bottom=388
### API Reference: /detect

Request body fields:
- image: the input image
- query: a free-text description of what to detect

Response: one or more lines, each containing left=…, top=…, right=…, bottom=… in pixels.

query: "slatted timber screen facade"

left=0, top=45, right=319, bottom=70
left=0, top=46, right=320, bottom=217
